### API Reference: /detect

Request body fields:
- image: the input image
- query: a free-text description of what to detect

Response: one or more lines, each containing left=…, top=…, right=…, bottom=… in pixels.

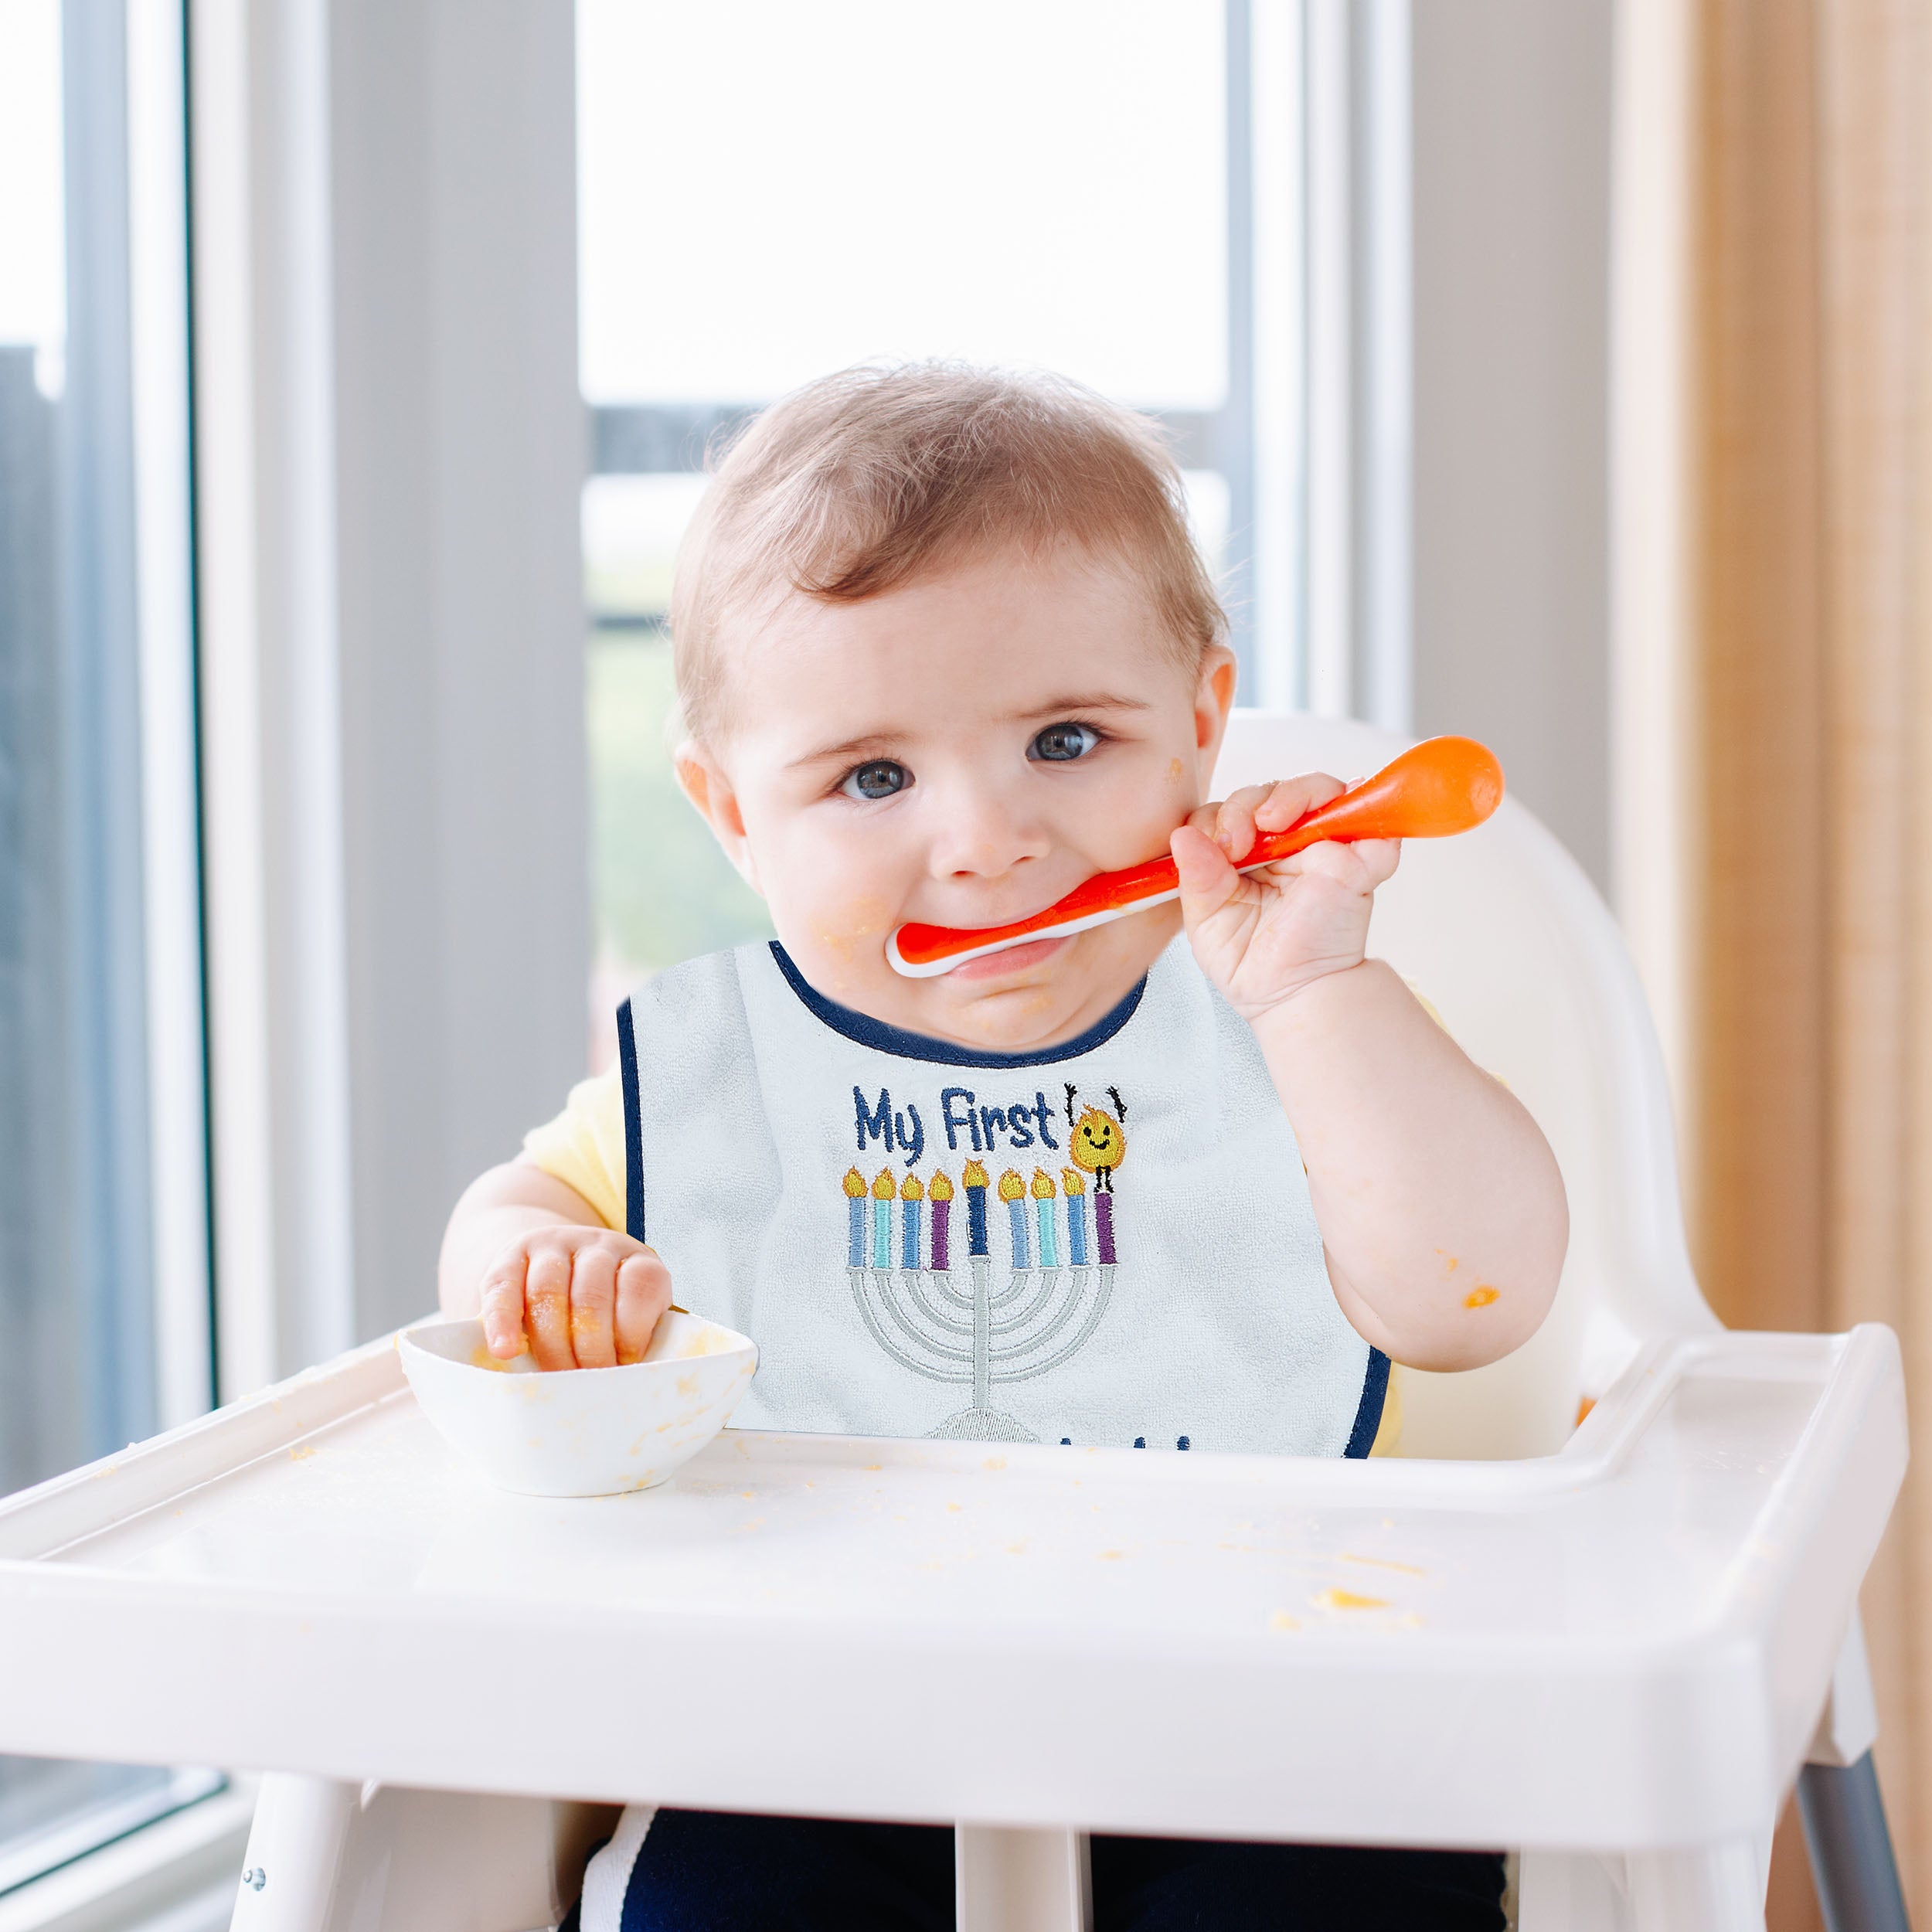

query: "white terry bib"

left=615, top=937, right=1386, bottom=1458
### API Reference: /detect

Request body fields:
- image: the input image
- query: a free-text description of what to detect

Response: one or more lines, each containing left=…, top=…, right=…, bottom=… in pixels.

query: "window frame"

left=0, top=0, right=214, bottom=1901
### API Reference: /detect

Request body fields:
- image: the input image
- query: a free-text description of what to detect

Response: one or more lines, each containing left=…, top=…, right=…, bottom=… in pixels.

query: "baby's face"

left=681, top=545, right=1234, bottom=1052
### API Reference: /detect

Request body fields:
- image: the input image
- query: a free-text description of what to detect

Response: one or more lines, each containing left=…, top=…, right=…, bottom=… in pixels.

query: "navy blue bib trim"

left=1342, top=1347, right=1391, bottom=1458
left=616, top=995, right=647, bottom=1243
left=767, top=940, right=1146, bottom=1069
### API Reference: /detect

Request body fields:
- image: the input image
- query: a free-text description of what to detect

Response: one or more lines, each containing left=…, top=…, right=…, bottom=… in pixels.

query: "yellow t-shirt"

left=524, top=1066, right=628, bottom=1233
left=521, top=1063, right=1406, bottom=1455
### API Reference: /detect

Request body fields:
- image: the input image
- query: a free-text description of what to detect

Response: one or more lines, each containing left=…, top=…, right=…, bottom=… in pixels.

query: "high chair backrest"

left=1216, top=712, right=1713, bottom=1458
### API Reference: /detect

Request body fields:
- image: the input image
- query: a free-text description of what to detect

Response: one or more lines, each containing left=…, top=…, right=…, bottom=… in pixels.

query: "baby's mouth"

left=942, top=934, right=1071, bottom=981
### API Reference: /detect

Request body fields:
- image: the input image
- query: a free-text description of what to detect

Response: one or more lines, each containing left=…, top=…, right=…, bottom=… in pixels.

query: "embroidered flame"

left=929, top=1169, right=954, bottom=1201
left=900, top=1172, right=924, bottom=1201
left=963, top=1159, right=989, bottom=1189
left=1069, top=1105, right=1126, bottom=1175
left=998, top=1168, right=1025, bottom=1202
left=871, top=1167, right=896, bottom=1200
left=842, top=1166, right=866, bottom=1198
left=1031, top=1168, right=1056, bottom=1199
left=1060, top=1167, right=1087, bottom=1196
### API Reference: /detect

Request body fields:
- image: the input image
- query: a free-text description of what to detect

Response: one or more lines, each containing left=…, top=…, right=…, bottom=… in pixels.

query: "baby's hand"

left=478, top=1226, right=673, bottom=1369
left=1171, top=775, right=1400, bottom=1022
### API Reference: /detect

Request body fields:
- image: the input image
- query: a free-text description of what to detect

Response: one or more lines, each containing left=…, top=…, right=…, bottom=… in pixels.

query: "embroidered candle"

left=999, top=1168, right=1029, bottom=1269
left=1032, top=1168, right=1058, bottom=1268
left=1061, top=1167, right=1088, bottom=1266
left=1095, top=1187, right=1117, bottom=1266
left=843, top=1167, right=866, bottom=1268
left=900, top=1171, right=923, bottom=1270
left=871, top=1167, right=895, bottom=1270
left=929, top=1169, right=954, bottom=1270
left=964, top=1159, right=990, bottom=1257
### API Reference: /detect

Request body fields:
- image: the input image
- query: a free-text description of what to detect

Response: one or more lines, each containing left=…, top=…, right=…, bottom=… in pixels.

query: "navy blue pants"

left=560, top=1809, right=1508, bottom=1931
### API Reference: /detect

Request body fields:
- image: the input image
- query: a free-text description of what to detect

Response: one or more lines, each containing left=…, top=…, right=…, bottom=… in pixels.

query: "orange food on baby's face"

left=1463, top=1285, right=1501, bottom=1310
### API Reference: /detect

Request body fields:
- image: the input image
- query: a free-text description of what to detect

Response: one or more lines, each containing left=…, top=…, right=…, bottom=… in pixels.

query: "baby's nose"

left=927, top=787, right=1052, bottom=879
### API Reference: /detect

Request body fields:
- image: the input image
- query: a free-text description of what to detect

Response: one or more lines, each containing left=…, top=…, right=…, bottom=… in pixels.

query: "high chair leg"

left=954, top=1825, right=1091, bottom=1932
left=1797, top=1754, right=1910, bottom=1932
left=1796, top=1615, right=1907, bottom=1931
left=1624, top=1838, right=1765, bottom=1932
left=230, top=1773, right=613, bottom=1932
left=230, top=1776, right=359, bottom=1932
left=1515, top=1849, right=1633, bottom=1930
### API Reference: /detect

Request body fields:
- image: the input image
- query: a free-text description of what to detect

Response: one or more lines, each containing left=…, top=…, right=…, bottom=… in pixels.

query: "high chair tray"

left=0, top=1324, right=1903, bottom=1855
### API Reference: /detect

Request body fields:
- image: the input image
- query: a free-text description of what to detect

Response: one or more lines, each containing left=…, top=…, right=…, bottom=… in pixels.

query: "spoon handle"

left=886, top=736, right=1505, bottom=978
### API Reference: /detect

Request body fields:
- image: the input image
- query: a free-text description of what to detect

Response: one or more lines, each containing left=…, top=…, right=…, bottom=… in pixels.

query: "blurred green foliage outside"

left=588, top=625, right=773, bottom=982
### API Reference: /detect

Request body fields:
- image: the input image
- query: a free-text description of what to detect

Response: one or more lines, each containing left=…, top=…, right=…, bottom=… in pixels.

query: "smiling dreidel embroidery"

left=839, top=1090, right=1127, bottom=1442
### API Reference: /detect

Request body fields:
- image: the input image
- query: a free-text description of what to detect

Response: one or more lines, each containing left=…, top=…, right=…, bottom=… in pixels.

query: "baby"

left=440, top=363, right=1566, bottom=1930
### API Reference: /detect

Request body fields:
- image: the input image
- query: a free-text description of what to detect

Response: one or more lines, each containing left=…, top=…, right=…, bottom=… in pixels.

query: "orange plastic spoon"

left=886, top=735, right=1505, bottom=978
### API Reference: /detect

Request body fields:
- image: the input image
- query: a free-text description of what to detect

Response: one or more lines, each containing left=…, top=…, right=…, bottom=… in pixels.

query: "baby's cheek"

left=806, top=894, right=894, bottom=964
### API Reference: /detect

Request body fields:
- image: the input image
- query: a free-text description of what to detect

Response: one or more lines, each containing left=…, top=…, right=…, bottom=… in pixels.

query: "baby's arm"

left=1173, top=777, right=1567, bottom=1371
left=438, top=1162, right=673, bottom=1369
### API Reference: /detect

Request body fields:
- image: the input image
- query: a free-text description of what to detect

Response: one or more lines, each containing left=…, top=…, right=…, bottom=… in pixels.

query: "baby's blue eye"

left=1029, top=723, right=1100, bottom=763
left=840, top=759, right=911, bottom=801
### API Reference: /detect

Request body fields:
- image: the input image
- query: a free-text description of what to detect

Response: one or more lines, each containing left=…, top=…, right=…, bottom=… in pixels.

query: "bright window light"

left=0, top=0, right=66, bottom=355
left=577, top=0, right=1227, bottom=411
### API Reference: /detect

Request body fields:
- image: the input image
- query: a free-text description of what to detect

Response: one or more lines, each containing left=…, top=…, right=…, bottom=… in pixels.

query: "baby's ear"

left=1194, top=644, right=1239, bottom=757
left=674, top=741, right=763, bottom=894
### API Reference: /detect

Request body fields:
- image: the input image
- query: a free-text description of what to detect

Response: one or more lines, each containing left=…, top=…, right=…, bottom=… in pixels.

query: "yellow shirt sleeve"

left=1368, top=1364, right=1403, bottom=1455
left=522, top=1066, right=628, bottom=1233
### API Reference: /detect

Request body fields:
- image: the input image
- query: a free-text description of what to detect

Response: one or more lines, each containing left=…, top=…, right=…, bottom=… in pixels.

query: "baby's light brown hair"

left=670, top=362, right=1227, bottom=745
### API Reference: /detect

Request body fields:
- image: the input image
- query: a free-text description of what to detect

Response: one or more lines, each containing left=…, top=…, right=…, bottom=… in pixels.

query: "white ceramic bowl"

left=398, top=1310, right=758, bottom=1498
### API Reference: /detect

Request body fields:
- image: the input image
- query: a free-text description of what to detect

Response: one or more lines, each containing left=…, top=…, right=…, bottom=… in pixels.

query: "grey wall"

left=1410, top=0, right=1614, bottom=889
left=326, top=1, right=588, bottom=1344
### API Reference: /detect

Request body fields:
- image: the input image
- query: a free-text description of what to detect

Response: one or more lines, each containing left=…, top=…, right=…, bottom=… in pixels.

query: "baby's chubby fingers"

left=1349, top=834, right=1401, bottom=889
left=1189, top=774, right=1348, bottom=867
left=1170, top=820, right=1244, bottom=920
left=524, top=1246, right=577, bottom=1371
left=1189, top=784, right=1267, bottom=864
left=1251, top=771, right=1346, bottom=835
left=475, top=1228, right=671, bottom=1370
left=1287, top=831, right=1403, bottom=893
left=568, top=1245, right=619, bottom=1368
left=479, top=1250, right=532, bottom=1360
left=614, top=1249, right=673, bottom=1365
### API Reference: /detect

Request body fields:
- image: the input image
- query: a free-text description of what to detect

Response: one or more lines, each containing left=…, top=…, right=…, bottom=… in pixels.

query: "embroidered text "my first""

left=854, top=1087, right=1064, bottom=1168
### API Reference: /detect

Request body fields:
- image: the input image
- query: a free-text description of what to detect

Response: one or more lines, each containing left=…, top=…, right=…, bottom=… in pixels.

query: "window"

left=0, top=0, right=219, bottom=1889
left=574, top=0, right=1313, bottom=1043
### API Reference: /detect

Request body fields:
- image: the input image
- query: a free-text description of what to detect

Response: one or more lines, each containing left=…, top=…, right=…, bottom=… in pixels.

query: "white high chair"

left=0, top=714, right=1907, bottom=1932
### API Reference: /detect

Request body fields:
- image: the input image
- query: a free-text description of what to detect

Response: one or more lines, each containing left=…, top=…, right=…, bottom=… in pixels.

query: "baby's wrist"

left=1239, top=954, right=1379, bottom=1033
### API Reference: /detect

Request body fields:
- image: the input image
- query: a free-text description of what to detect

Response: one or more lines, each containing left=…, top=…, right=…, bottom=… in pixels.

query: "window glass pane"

left=577, top=0, right=1232, bottom=1045
left=577, top=0, right=1226, bottom=410
left=0, top=0, right=213, bottom=1885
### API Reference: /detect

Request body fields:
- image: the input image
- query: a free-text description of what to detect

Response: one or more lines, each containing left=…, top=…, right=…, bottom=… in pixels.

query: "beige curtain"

left=1615, top=0, right=1931, bottom=1923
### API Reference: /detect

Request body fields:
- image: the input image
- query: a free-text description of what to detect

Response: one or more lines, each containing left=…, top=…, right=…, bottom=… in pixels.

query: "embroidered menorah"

left=840, top=1155, right=1120, bottom=1442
